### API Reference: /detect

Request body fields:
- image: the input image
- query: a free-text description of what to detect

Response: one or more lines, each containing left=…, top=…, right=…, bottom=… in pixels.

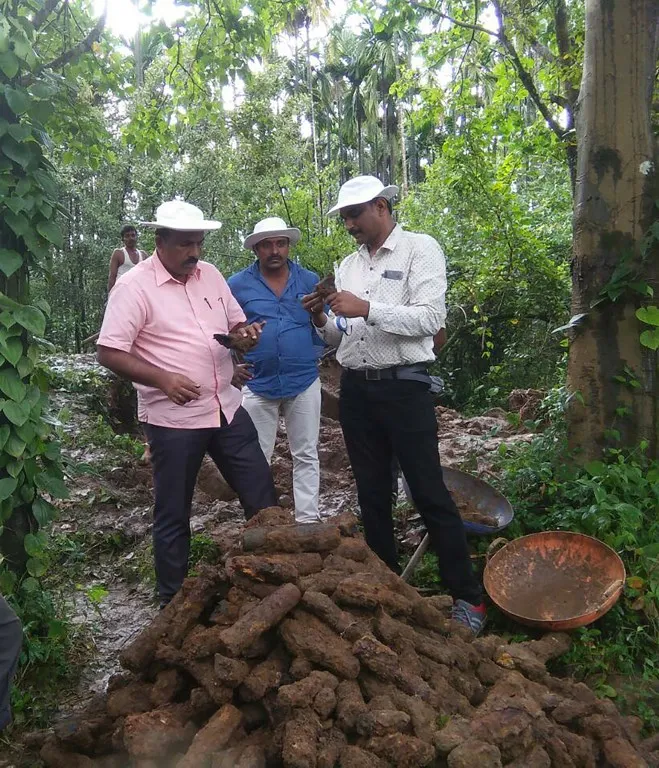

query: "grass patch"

left=7, top=581, right=92, bottom=734
left=60, top=413, right=146, bottom=467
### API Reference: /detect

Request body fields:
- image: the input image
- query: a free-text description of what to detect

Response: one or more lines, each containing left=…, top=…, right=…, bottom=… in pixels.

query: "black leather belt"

left=348, top=363, right=431, bottom=384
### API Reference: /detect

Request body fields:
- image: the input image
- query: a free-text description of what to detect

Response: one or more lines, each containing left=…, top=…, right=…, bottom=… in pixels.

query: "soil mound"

left=40, top=508, right=655, bottom=767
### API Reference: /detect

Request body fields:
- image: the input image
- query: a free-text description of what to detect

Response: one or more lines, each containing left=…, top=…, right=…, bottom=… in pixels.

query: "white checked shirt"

left=317, top=225, right=446, bottom=370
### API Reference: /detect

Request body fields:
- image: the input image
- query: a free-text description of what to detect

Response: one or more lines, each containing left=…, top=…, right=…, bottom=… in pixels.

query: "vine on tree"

left=0, top=7, right=68, bottom=593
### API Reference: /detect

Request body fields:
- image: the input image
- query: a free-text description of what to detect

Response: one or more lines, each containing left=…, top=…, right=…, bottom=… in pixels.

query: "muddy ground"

left=3, top=355, right=538, bottom=764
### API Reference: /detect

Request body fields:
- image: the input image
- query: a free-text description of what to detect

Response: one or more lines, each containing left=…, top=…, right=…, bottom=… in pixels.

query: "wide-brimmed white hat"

left=140, top=200, right=222, bottom=231
left=328, top=175, right=399, bottom=216
left=243, top=217, right=301, bottom=249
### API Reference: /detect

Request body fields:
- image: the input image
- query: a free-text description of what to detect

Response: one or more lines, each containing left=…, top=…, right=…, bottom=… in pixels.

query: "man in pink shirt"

left=97, top=200, right=277, bottom=605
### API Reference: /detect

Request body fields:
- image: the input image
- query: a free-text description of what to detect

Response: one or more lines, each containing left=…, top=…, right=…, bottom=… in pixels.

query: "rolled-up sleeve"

left=98, top=283, right=147, bottom=352
left=367, top=236, right=446, bottom=336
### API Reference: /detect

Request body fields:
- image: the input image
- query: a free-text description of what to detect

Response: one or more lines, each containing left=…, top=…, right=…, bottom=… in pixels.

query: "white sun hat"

left=328, top=175, right=399, bottom=216
left=243, top=216, right=301, bottom=249
left=140, top=200, right=222, bottom=231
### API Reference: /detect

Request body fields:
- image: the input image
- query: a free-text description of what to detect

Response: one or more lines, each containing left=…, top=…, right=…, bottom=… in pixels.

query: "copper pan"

left=483, top=531, right=625, bottom=631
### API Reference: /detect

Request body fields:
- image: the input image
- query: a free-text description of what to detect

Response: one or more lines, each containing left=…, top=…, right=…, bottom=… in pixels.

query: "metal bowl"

left=483, top=531, right=626, bottom=630
left=442, top=466, right=514, bottom=535
left=400, top=467, right=514, bottom=582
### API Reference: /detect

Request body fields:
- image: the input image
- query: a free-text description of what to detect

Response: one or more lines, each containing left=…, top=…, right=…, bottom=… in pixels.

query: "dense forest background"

left=29, top=0, right=580, bottom=411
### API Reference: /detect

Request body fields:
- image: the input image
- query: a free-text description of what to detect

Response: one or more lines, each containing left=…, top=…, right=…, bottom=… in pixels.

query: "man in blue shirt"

left=228, top=217, right=324, bottom=523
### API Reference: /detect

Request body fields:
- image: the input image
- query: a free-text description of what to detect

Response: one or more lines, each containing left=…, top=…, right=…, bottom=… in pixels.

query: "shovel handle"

left=401, top=533, right=431, bottom=582
left=82, top=331, right=100, bottom=347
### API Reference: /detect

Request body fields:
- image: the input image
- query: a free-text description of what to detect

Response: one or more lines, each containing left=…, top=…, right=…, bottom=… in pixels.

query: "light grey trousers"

left=242, top=378, right=322, bottom=524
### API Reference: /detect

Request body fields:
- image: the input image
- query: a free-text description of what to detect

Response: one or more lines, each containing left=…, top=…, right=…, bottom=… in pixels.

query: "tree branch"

left=408, top=1, right=493, bottom=36
left=168, top=30, right=208, bottom=97
left=277, top=179, right=295, bottom=229
left=553, top=0, right=579, bottom=109
left=456, top=0, right=479, bottom=97
left=410, top=0, right=567, bottom=143
left=31, top=0, right=62, bottom=33
left=491, top=0, right=565, bottom=141
left=193, top=0, right=213, bottom=65
left=553, top=0, right=572, bottom=63
left=529, top=40, right=560, bottom=66
left=26, top=11, right=106, bottom=83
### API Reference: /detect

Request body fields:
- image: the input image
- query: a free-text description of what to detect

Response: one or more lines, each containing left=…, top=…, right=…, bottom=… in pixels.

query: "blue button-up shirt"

left=228, top=260, right=324, bottom=399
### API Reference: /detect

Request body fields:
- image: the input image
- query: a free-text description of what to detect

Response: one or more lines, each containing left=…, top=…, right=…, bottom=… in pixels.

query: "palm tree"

left=121, top=23, right=171, bottom=88
left=326, top=28, right=377, bottom=176
left=327, top=21, right=416, bottom=188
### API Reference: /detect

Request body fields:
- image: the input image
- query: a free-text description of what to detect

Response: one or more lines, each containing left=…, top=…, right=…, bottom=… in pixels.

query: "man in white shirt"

left=302, top=175, right=486, bottom=635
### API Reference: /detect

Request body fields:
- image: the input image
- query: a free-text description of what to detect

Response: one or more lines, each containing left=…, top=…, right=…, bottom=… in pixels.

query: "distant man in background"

left=229, top=217, right=324, bottom=523
left=107, top=225, right=149, bottom=293
left=302, top=175, right=486, bottom=635
left=97, top=201, right=277, bottom=606
left=106, top=224, right=151, bottom=461
left=0, top=596, right=21, bottom=731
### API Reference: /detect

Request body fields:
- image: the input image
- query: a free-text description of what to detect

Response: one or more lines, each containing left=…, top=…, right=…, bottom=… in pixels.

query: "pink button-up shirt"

left=98, top=253, right=246, bottom=428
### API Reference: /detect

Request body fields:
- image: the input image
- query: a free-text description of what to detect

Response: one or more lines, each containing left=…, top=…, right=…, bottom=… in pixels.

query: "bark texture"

left=568, top=0, right=659, bottom=459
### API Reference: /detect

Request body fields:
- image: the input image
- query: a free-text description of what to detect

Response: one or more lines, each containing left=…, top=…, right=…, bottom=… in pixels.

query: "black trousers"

left=339, top=371, right=482, bottom=605
left=0, top=595, right=21, bottom=730
left=144, top=406, right=277, bottom=602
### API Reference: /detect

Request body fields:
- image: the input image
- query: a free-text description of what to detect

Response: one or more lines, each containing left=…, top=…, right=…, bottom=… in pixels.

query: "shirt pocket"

left=201, top=296, right=230, bottom=334
left=377, top=271, right=409, bottom=305
left=284, top=296, right=312, bottom=325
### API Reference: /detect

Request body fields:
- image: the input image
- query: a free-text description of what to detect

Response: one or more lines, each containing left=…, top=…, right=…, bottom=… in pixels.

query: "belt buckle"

left=365, top=369, right=381, bottom=381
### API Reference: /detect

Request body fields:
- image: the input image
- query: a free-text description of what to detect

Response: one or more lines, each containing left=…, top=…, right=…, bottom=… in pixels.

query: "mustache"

left=184, top=257, right=199, bottom=265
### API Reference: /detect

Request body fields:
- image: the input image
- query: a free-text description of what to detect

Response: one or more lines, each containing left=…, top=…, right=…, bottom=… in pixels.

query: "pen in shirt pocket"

left=205, top=296, right=227, bottom=317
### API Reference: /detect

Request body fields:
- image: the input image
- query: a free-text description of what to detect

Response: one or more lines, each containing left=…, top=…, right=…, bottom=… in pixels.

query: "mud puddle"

left=58, top=581, right=157, bottom=715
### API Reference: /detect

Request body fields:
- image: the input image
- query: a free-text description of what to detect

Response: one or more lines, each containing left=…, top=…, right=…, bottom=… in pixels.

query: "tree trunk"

left=398, top=102, right=408, bottom=197
left=134, top=26, right=143, bottom=88
left=357, top=114, right=363, bottom=175
left=303, top=20, right=323, bottom=229
left=337, top=97, right=346, bottom=184
left=553, top=0, right=578, bottom=193
left=567, top=0, right=658, bottom=460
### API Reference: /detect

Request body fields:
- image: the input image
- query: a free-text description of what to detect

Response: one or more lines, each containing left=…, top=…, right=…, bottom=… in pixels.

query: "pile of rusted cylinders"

left=40, top=508, right=656, bottom=768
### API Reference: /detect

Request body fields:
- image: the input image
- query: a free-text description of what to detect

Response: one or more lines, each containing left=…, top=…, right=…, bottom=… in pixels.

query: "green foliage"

left=61, top=414, right=145, bottom=467
left=0, top=3, right=98, bottom=587
left=189, top=534, right=221, bottom=570
left=0, top=8, right=118, bottom=729
left=26, top=0, right=578, bottom=424
left=402, top=129, right=570, bottom=408
left=48, top=361, right=140, bottom=439
left=7, top=581, right=85, bottom=729
left=637, top=305, right=659, bottom=351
